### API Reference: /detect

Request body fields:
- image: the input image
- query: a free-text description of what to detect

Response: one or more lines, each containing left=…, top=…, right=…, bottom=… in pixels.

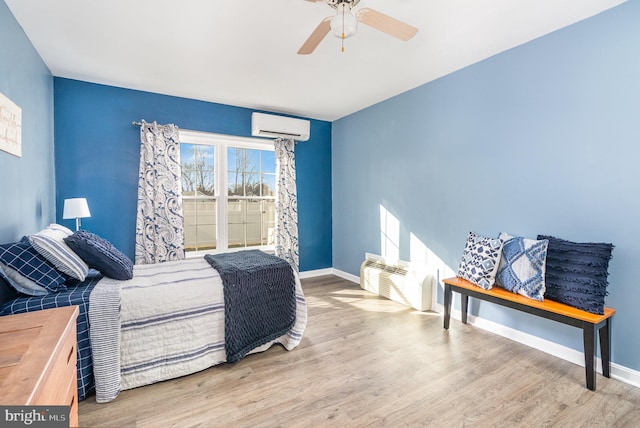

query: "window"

left=180, top=131, right=276, bottom=255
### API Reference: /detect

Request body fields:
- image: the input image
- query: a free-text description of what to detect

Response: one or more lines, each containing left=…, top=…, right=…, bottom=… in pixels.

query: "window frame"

left=179, top=130, right=276, bottom=258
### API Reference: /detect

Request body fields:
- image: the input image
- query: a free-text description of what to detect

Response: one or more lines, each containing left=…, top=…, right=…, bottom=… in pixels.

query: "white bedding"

left=89, top=257, right=307, bottom=403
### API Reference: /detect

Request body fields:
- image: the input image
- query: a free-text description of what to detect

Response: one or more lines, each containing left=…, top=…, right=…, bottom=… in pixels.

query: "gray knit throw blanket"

left=205, top=250, right=297, bottom=363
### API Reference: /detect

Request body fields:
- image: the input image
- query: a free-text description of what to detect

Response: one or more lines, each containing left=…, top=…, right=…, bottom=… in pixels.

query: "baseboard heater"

left=359, top=254, right=433, bottom=311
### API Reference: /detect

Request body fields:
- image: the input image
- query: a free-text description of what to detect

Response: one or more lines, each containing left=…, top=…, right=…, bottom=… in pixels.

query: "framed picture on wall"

left=0, top=92, right=22, bottom=157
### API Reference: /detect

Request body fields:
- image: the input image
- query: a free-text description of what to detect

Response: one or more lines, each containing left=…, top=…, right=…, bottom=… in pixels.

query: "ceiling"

left=6, top=0, right=626, bottom=122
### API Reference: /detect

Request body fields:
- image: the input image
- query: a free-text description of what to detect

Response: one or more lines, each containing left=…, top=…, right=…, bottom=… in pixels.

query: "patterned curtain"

left=135, top=121, right=185, bottom=264
left=274, top=138, right=299, bottom=270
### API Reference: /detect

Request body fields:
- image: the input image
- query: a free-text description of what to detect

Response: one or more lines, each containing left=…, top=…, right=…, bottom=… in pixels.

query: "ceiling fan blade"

left=356, top=7, right=418, bottom=41
left=297, top=17, right=332, bottom=55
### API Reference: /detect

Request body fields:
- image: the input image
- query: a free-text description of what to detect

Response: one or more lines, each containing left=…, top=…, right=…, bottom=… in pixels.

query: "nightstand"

left=0, top=306, right=79, bottom=427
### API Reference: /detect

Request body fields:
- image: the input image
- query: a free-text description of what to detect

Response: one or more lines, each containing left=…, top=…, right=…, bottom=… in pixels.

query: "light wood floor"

left=79, top=275, right=640, bottom=427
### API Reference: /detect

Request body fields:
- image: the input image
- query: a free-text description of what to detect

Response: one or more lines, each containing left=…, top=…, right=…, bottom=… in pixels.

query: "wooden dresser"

left=0, top=306, right=79, bottom=427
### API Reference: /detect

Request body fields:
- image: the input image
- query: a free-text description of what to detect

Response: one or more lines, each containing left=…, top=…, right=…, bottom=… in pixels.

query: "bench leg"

left=444, top=283, right=452, bottom=329
left=461, top=294, right=469, bottom=324
left=599, top=319, right=612, bottom=378
left=583, top=323, right=596, bottom=391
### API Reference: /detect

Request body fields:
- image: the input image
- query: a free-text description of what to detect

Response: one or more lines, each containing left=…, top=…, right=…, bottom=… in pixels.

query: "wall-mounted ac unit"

left=251, top=112, right=310, bottom=142
left=360, top=254, right=434, bottom=311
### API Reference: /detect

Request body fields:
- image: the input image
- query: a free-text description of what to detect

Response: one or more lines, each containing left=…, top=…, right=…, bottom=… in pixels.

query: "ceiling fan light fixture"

left=297, top=0, right=417, bottom=55
left=330, top=5, right=358, bottom=38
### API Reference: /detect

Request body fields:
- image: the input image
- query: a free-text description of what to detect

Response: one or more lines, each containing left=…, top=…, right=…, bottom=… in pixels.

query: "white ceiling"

left=6, top=0, right=626, bottom=121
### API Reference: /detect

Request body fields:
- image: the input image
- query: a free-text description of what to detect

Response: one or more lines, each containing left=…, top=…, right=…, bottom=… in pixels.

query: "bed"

left=0, top=230, right=307, bottom=404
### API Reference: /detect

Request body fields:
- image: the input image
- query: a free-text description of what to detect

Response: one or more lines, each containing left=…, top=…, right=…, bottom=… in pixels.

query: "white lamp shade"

left=63, top=198, right=91, bottom=219
left=331, top=6, right=358, bottom=38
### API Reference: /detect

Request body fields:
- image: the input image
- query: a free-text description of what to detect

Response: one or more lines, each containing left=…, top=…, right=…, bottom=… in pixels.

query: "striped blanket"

left=90, top=257, right=307, bottom=403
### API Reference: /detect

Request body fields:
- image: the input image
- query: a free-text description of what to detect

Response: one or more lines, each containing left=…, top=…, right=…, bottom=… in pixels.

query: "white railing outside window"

left=180, top=130, right=275, bottom=257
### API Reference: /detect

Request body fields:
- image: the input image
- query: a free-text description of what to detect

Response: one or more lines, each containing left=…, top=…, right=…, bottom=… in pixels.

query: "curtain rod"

left=132, top=120, right=184, bottom=129
left=131, top=120, right=296, bottom=143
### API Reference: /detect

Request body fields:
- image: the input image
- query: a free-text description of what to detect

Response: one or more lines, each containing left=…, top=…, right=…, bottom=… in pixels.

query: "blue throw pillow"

left=64, top=231, right=133, bottom=280
left=457, top=232, right=503, bottom=290
left=538, top=235, right=613, bottom=315
left=496, top=233, right=548, bottom=301
left=0, top=238, right=67, bottom=293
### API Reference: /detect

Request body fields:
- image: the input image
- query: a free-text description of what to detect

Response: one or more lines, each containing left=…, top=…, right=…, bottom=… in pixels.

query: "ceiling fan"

left=298, top=0, right=418, bottom=55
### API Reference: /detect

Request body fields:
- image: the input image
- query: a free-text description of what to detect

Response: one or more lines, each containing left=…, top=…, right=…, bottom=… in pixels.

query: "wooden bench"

left=442, top=276, right=615, bottom=391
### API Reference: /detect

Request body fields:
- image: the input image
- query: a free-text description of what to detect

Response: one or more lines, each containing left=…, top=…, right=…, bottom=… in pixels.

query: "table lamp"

left=63, top=198, right=91, bottom=231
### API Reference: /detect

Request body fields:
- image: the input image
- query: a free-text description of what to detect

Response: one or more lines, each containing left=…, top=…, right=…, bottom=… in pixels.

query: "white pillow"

left=29, top=224, right=89, bottom=281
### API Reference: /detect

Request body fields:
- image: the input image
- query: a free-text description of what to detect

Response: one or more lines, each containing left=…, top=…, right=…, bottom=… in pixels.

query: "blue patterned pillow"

left=0, top=238, right=67, bottom=293
left=457, top=232, right=503, bottom=290
left=64, top=231, right=133, bottom=280
left=539, top=235, right=613, bottom=315
left=496, top=233, right=548, bottom=301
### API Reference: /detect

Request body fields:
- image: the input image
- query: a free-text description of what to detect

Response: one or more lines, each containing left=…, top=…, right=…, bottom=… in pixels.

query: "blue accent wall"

left=333, top=1, right=640, bottom=371
left=53, top=79, right=332, bottom=272
left=0, top=0, right=54, bottom=242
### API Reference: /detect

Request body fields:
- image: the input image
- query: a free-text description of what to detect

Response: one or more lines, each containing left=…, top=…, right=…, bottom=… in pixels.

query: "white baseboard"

left=298, top=268, right=334, bottom=279
left=300, top=267, right=360, bottom=283
left=434, top=302, right=640, bottom=389
left=330, top=268, right=359, bottom=284
left=612, top=363, right=640, bottom=389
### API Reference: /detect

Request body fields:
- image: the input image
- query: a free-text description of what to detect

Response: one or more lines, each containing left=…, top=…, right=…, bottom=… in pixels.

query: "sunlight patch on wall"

left=409, top=232, right=456, bottom=286
left=379, top=205, right=400, bottom=260
left=377, top=204, right=456, bottom=290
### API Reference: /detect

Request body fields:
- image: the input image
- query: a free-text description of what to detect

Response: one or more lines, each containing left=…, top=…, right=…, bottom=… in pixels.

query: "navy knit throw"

left=205, top=250, right=296, bottom=362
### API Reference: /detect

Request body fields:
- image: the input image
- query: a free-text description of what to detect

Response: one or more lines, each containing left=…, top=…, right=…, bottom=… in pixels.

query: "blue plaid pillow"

left=0, top=261, right=50, bottom=296
left=64, top=231, right=133, bottom=280
left=0, top=238, right=67, bottom=293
